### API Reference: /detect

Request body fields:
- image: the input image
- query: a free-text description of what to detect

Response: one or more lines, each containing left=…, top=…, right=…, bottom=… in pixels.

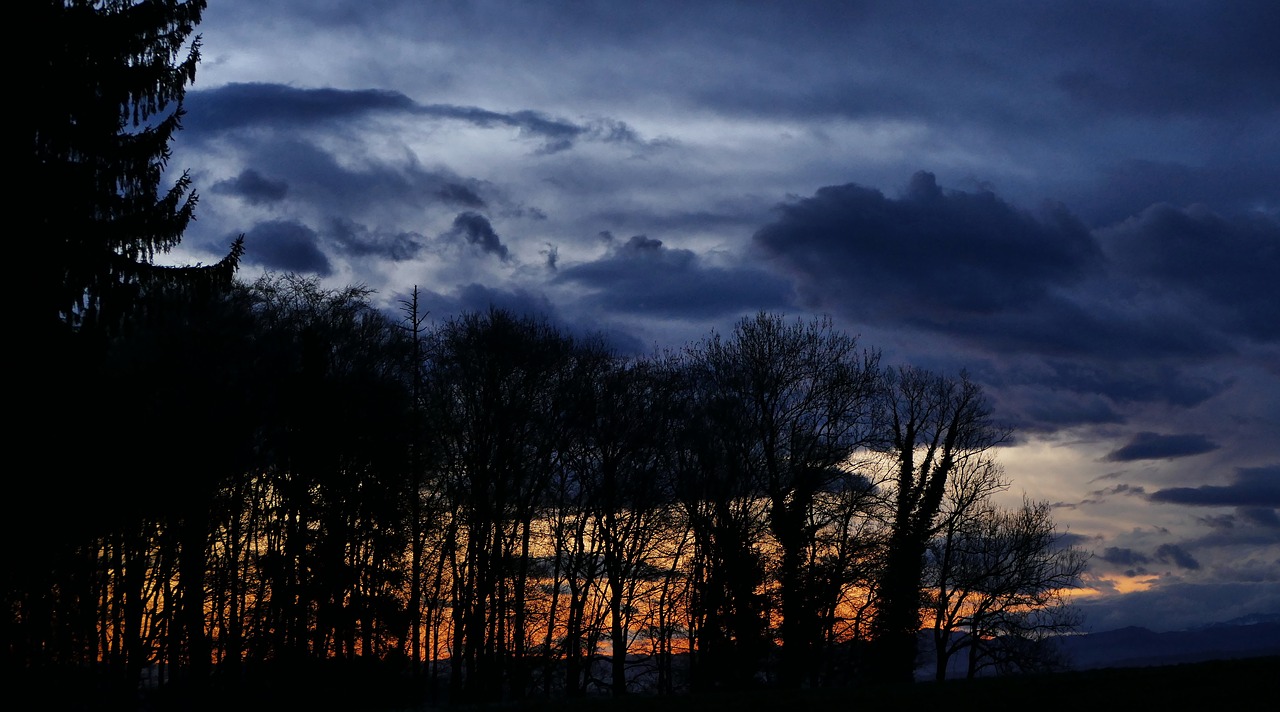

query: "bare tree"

left=866, top=366, right=1007, bottom=684
left=674, top=314, right=884, bottom=688
left=928, top=497, right=1088, bottom=679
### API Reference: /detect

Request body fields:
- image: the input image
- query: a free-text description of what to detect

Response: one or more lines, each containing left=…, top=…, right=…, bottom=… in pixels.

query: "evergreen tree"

left=9, top=2, right=242, bottom=698
left=29, top=0, right=241, bottom=339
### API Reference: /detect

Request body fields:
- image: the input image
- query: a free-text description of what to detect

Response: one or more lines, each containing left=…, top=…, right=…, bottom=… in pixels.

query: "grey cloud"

left=556, top=234, right=793, bottom=319
left=752, top=172, right=1252, bottom=431
left=1077, top=159, right=1280, bottom=227
left=1105, top=432, right=1221, bottom=462
left=184, top=83, right=416, bottom=132
left=1240, top=507, right=1280, bottom=529
left=755, top=171, right=1102, bottom=321
left=1088, top=484, right=1147, bottom=498
left=1150, top=466, right=1280, bottom=508
left=436, top=183, right=487, bottom=209
left=185, top=83, right=643, bottom=153
left=1099, top=204, right=1280, bottom=342
left=446, top=213, right=509, bottom=260
left=1050, top=2, right=1280, bottom=119
left=1057, top=532, right=1096, bottom=549
left=1154, top=543, right=1201, bottom=571
left=200, top=138, right=495, bottom=226
left=326, top=218, right=423, bottom=262
left=1021, top=394, right=1124, bottom=429
left=1101, top=547, right=1150, bottom=567
left=415, top=283, right=557, bottom=323
left=1074, top=581, right=1280, bottom=633
left=401, top=284, right=646, bottom=356
left=211, top=169, right=288, bottom=205
left=1040, top=362, right=1225, bottom=409
left=239, top=220, right=332, bottom=276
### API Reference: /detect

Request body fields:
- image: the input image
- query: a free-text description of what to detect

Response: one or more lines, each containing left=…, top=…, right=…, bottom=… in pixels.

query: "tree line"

left=8, top=274, right=1087, bottom=707
left=15, top=2, right=1086, bottom=708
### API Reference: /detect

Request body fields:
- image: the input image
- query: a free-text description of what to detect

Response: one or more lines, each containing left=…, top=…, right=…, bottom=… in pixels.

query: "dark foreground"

left=22, top=655, right=1278, bottom=711
left=505, top=656, right=1279, bottom=712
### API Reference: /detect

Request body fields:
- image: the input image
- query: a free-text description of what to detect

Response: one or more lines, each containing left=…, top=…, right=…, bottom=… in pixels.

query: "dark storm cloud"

left=445, top=213, right=509, bottom=260
left=1076, top=159, right=1280, bottom=227
left=1087, top=484, right=1147, bottom=499
left=184, top=83, right=644, bottom=153
left=326, top=218, right=423, bottom=262
left=210, top=169, right=288, bottom=205
left=1025, top=400, right=1122, bottom=428
left=1100, top=547, right=1149, bottom=567
left=1048, top=1, right=1280, bottom=118
left=239, top=220, right=332, bottom=276
left=415, top=283, right=558, bottom=323
left=754, top=171, right=1101, bottom=321
left=1096, top=543, right=1199, bottom=575
left=752, top=172, right=1266, bottom=429
left=404, top=284, right=646, bottom=355
left=1105, top=432, right=1221, bottom=463
left=1154, top=544, right=1200, bottom=571
left=556, top=233, right=793, bottom=319
left=184, top=83, right=414, bottom=131
left=200, top=137, right=495, bottom=224
left=1240, top=507, right=1280, bottom=529
left=1150, top=466, right=1280, bottom=508
left=435, top=183, right=487, bottom=209
left=1099, top=204, right=1280, bottom=342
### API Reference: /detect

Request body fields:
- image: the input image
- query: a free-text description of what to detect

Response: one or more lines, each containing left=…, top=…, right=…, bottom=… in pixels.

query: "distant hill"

left=1058, top=616, right=1280, bottom=670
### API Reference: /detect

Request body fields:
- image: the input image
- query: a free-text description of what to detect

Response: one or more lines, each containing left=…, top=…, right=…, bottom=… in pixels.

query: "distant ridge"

left=1058, top=617, right=1280, bottom=670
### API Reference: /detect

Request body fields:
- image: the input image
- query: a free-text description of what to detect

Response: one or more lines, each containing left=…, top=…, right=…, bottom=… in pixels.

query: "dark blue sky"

left=168, top=0, right=1279, bottom=632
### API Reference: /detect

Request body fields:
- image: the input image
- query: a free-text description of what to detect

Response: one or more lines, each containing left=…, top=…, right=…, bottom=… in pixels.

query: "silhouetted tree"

left=692, top=313, right=882, bottom=688
left=424, top=308, right=580, bottom=703
left=928, top=496, right=1087, bottom=679
left=29, top=0, right=240, bottom=338
left=670, top=346, right=772, bottom=691
left=240, top=274, right=416, bottom=663
left=12, top=3, right=241, bottom=704
left=566, top=354, right=678, bottom=696
left=866, top=367, right=1006, bottom=684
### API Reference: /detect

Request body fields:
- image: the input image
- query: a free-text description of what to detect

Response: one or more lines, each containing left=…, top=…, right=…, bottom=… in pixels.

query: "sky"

left=166, top=0, right=1279, bottom=633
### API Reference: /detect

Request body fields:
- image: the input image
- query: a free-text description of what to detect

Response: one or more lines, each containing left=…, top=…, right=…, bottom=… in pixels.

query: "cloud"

left=184, top=83, right=415, bottom=132
left=402, top=284, right=646, bottom=356
left=1050, top=2, right=1280, bottom=120
left=1099, top=204, right=1280, bottom=342
left=210, top=169, right=288, bottom=205
left=1075, top=159, right=1280, bottom=226
left=184, top=82, right=648, bottom=153
left=555, top=233, right=793, bottom=319
left=750, top=172, right=1262, bottom=432
left=1239, top=507, right=1280, bottom=529
left=206, top=138, right=493, bottom=221
left=435, top=183, right=487, bottom=209
left=1105, top=432, right=1221, bottom=462
left=238, top=220, right=332, bottom=275
left=445, top=212, right=510, bottom=260
left=754, top=171, right=1101, bottom=321
left=1154, top=543, right=1201, bottom=570
left=326, top=218, right=423, bottom=262
left=415, top=283, right=557, bottom=323
left=1076, top=581, right=1280, bottom=633
left=1100, top=547, right=1150, bottom=567
left=1149, top=465, right=1280, bottom=508
left=1087, top=484, right=1147, bottom=499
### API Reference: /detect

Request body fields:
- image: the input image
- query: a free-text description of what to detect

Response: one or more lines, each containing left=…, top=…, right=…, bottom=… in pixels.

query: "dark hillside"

left=506, top=656, right=1278, bottom=712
